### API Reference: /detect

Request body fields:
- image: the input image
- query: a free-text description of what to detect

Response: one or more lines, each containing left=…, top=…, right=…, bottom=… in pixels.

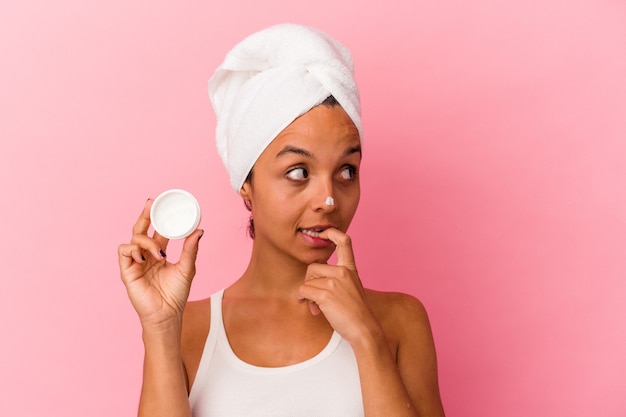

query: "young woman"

left=118, top=24, right=445, bottom=417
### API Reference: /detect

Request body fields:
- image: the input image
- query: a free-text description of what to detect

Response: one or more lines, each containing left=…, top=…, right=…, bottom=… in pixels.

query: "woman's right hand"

left=118, top=199, right=204, bottom=331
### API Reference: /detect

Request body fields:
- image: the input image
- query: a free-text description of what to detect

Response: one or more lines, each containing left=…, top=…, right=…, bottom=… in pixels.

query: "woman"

left=118, top=24, right=445, bottom=417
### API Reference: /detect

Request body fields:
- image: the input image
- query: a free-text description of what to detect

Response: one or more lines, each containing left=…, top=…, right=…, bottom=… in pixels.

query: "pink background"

left=1, top=1, right=625, bottom=416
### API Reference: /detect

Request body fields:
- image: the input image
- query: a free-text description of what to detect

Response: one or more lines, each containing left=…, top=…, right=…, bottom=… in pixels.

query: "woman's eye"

left=340, top=166, right=357, bottom=180
left=286, top=167, right=309, bottom=181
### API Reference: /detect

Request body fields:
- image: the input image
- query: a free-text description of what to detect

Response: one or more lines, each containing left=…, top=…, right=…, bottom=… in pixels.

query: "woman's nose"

left=312, top=178, right=337, bottom=212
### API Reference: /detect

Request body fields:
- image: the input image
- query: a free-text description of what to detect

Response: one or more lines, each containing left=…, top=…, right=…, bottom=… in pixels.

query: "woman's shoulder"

left=184, top=296, right=212, bottom=315
left=182, top=298, right=212, bottom=343
left=181, top=298, right=212, bottom=390
left=364, top=289, right=444, bottom=415
left=364, top=288, right=429, bottom=320
left=363, top=288, right=433, bottom=344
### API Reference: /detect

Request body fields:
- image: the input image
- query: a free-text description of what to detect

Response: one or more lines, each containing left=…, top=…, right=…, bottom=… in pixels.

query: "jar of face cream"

left=150, top=189, right=201, bottom=239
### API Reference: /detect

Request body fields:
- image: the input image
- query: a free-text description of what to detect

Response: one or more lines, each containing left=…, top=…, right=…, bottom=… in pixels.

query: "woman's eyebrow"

left=276, top=144, right=361, bottom=159
left=276, top=146, right=313, bottom=158
left=345, top=145, right=362, bottom=157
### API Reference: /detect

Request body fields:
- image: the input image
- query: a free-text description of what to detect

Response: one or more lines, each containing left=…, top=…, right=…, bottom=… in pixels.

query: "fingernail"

left=159, top=249, right=166, bottom=258
left=198, top=231, right=204, bottom=242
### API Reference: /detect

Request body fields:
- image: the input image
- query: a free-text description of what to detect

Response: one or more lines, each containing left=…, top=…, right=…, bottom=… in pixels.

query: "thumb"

left=178, top=229, right=203, bottom=278
left=319, top=228, right=356, bottom=270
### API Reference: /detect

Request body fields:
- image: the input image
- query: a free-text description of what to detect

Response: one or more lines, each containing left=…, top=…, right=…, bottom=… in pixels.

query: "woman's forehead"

left=267, top=106, right=360, bottom=154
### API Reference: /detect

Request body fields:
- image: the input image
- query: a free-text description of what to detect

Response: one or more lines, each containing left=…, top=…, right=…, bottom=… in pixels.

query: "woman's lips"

left=300, top=228, right=324, bottom=238
left=298, top=227, right=335, bottom=246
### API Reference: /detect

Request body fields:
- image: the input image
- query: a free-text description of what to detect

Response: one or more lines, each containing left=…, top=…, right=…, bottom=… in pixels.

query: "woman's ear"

left=240, top=180, right=252, bottom=201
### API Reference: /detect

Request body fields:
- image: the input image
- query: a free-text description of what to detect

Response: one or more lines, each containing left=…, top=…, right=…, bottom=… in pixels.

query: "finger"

left=118, top=243, right=145, bottom=271
left=151, top=230, right=170, bottom=252
left=309, top=301, right=322, bottom=316
left=303, top=263, right=329, bottom=281
left=296, top=285, right=324, bottom=316
left=130, top=233, right=167, bottom=261
left=305, top=253, right=364, bottom=294
left=304, top=263, right=346, bottom=283
left=319, top=228, right=356, bottom=269
left=132, top=199, right=154, bottom=236
left=177, top=229, right=204, bottom=279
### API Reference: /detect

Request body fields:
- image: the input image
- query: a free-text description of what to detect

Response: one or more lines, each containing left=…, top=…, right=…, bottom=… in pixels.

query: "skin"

left=118, top=105, right=445, bottom=417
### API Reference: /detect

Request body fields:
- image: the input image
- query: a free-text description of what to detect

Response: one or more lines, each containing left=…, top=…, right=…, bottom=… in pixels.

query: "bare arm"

left=118, top=199, right=203, bottom=417
left=395, top=296, right=445, bottom=417
left=341, top=294, right=444, bottom=417
left=138, top=321, right=190, bottom=417
left=351, top=321, right=420, bottom=416
left=297, top=228, right=445, bottom=417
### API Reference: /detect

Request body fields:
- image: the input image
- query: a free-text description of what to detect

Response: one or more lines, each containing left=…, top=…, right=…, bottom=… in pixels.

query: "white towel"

left=208, top=23, right=362, bottom=193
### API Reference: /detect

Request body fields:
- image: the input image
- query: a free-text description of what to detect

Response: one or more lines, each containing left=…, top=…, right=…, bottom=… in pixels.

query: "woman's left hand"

left=296, top=228, right=380, bottom=345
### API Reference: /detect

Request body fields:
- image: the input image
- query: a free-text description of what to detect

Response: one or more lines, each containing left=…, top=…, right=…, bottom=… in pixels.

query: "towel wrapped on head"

left=208, top=23, right=363, bottom=193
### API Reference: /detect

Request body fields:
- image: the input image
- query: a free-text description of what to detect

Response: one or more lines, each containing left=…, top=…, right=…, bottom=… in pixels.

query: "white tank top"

left=189, top=289, right=364, bottom=417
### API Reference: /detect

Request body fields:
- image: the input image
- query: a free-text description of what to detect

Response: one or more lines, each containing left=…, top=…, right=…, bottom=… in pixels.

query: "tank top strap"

left=209, top=288, right=224, bottom=329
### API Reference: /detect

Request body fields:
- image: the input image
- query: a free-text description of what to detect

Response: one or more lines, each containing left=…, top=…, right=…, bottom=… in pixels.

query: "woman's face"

left=241, top=104, right=361, bottom=265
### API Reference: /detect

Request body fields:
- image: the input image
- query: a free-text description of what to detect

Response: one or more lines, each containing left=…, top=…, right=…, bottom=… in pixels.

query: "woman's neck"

left=233, top=241, right=313, bottom=298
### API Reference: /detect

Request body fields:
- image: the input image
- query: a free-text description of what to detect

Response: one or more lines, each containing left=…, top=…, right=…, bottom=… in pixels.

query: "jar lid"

left=150, top=189, right=201, bottom=240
